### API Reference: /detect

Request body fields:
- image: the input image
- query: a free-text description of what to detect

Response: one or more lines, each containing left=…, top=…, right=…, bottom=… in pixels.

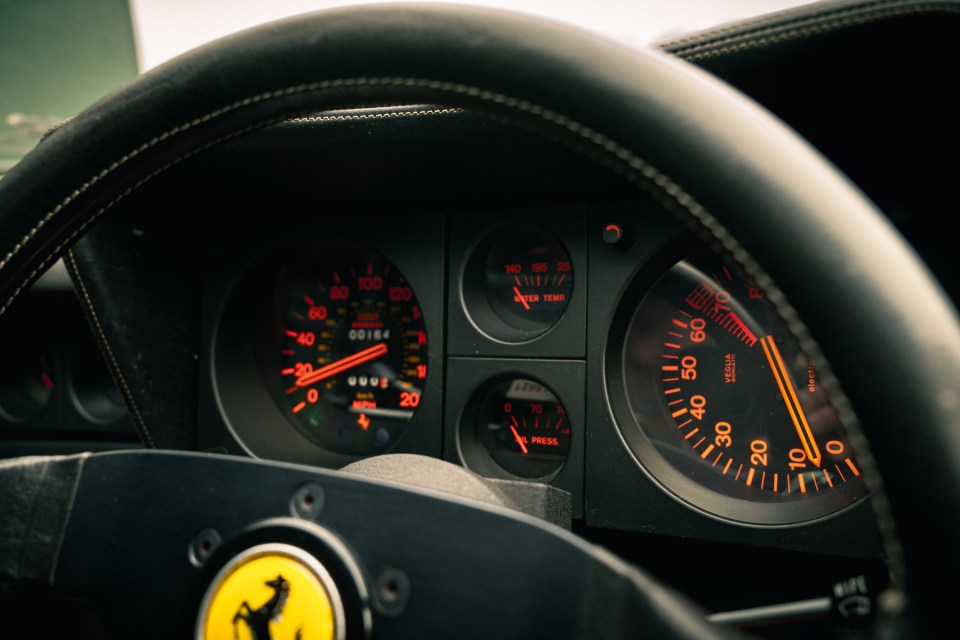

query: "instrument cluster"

left=198, top=202, right=878, bottom=552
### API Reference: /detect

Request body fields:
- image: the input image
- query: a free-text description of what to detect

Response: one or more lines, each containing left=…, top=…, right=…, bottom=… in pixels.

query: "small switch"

left=602, top=223, right=631, bottom=250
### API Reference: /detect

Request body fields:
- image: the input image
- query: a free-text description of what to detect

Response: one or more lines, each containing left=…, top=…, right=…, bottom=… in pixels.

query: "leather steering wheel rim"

left=1, top=3, right=958, bottom=632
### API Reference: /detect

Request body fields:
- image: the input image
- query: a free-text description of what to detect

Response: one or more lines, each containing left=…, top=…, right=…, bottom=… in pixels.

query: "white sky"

left=130, top=0, right=813, bottom=71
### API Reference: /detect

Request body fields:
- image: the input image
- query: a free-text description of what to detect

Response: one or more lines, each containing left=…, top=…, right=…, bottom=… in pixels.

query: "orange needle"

left=513, top=286, right=531, bottom=311
left=760, top=335, right=822, bottom=467
left=295, top=343, right=388, bottom=388
left=510, top=425, right=529, bottom=454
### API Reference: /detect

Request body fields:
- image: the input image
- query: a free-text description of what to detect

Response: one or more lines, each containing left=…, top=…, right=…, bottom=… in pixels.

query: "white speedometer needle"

left=346, top=406, right=414, bottom=419
left=293, top=343, right=388, bottom=389
left=760, top=335, right=822, bottom=467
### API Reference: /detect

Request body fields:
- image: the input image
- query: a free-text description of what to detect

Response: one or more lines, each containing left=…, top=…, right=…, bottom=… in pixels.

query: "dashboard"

left=3, top=2, right=958, bottom=636
left=0, top=267, right=138, bottom=456
left=0, top=100, right=901, bottom=629
left=131, top=104, right=884, bottom=623
left=198, top=193, right=878, bottom=545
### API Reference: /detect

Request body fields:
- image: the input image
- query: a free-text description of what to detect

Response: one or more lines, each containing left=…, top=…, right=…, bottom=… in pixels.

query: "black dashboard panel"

left=52, top=96, right=933, bottom=618
left=200, top=214, right=446, bottom=468
left=179, top=111, right=883, bottom=560
left=446, top=206, right=587, bottom=357
left=662, top=6, right=960, bottom=307
left=0, top=270, right=138, bottom=458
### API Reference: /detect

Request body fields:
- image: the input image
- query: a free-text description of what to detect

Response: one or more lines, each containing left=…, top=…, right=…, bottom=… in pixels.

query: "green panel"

left=0, top=0, right=139, bottom=172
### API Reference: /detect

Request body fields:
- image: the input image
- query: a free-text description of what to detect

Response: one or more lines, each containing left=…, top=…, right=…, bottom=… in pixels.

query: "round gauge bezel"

left=258, top=241, right=428, bottom=456
left=209, top=236, right=439, bottom=467
left=460, top=224, right=574, bottom=343
left=456, top=372, right=572, bottom=483
left=469, top=375, right=571, bottom=480
left=604, top=236, right=869, bottom=527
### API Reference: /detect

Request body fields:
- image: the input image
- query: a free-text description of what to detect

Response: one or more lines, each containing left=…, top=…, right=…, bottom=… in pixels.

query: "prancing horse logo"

left=232, top=574, right=302, bottom=640
left=198, top=545, right=337, bottom=640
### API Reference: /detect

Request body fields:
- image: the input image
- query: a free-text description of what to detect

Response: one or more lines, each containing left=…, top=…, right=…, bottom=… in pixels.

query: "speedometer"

left=609, top=246, right=868, bottom=525
left=264, top=240, right=427, bottom=456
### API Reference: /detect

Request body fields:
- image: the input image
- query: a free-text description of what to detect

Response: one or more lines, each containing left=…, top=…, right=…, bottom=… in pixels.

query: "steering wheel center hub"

left=198, top=543, right=344, bottom=640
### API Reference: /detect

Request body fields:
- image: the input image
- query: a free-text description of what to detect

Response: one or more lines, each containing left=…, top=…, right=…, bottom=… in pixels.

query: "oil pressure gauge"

left=472, top=377, right=571, bottom=479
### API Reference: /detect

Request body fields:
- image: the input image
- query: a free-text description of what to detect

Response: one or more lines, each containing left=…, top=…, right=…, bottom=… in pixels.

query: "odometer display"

left=613, top=247, right=867, bottom=525
left=264, top=241, right=427, bottom=455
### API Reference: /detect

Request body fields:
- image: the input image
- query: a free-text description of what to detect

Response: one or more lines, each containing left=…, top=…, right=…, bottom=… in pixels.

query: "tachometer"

left=609, top=246, right=868, bottom=525
left=266, top=241, right=427, bottom=455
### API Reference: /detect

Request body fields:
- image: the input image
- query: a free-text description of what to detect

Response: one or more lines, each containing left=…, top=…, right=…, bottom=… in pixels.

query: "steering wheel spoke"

left=1, top=451, right=732, bottom=639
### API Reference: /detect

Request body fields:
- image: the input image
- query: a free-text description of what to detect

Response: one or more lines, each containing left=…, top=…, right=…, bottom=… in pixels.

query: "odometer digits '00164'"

left=265, top=241, right=427, bottom=455
left=612, top=246, right=868, bottom=525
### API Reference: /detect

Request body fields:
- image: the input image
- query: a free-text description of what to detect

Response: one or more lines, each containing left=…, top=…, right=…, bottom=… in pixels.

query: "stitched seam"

left=534, top=112, right=908, bottom=599
left=48, top=452, right=89, bottom=583
left=685, top=5, right=959, bottom=61
left=667, top=2, right=959, bottom=60
left=66, top=250, right=155, bottom=449
left=288, top=106, right=463, bottom=124
left=661, top=0, right=900, bottom=49
left=0, top=77, right=619, bottom=299
left=0, top=75, right=906, bottom=596
left=17, top=459, right=49, bottom=579
left=0, top=116, right=291, bottom=316
left=0, top=79, right=414, bottom=275
left=662, top=0, right=943, bottom=50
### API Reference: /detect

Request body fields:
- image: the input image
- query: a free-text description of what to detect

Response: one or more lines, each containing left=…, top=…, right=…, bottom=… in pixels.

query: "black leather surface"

left=661, top=0, right=960, bottom=306
left=659, top=0, right=960, bottom=626
left=579, top=556, right=751, bottom=640
left=0, top=454, right=86, bottom=582
left=0, top=450, right=739, bottom=639
left=0, top=2, right=958, bottom=634
left=66, top=227, right=198, bottom=450
left=659, top=0, right=960, bottom=63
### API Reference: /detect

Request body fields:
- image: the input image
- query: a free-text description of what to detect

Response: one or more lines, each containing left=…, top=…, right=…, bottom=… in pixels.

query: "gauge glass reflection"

left=476, top=378, right=571, bottom=478
left=612, top=246, right=868, bottom=525
left=263, top=241, right=427, bottom=455
left=463, top=225, right=573, bottom=342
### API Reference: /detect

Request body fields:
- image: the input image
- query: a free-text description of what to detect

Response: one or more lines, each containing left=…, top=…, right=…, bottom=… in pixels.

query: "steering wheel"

left=2, top=4, right=958, bottom=638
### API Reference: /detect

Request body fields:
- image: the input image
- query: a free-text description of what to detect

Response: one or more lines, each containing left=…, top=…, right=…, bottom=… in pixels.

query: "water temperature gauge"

left=462, top=225, right=574, bottom=342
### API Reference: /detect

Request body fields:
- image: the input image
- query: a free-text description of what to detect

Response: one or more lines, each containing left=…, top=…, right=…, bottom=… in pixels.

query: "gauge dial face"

left=612, top=246, right=867, bottom=525
left=465, top=226, right=573, bottom=340
left=476, top=378, right=570, bottom=478
left=265, top=242, right=427, bottom=455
